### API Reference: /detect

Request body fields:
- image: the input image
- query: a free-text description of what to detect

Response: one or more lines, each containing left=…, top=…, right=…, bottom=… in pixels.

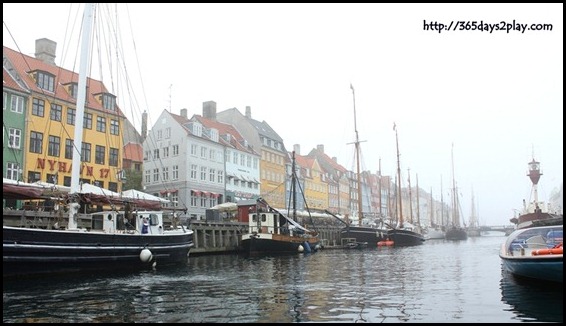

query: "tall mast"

left=291, top=151, right=297, bottom=220
left=350, top=84, right=364, bottom=226
left=440, top=175, right=444, bottom=227
left=408, top=168, right=413, bottom=224
left=451, top=143, right=459, bottom=227
left=68, top=3, right=95, bottom=229
left=416, top=173, right=420, bottom=228
left=378, top=158, right=382, bottom=217
left=430, top=187, right=434, bottom=227
left=395, top=123, right=404, bottom=228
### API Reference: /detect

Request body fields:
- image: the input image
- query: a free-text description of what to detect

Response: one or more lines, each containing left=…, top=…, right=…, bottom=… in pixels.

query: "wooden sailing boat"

left=385, top=123, right=425, bottom=246
left=240, top=151, right=321, bottom=256
left=339, top=84, right=389, bottom=248
left=445, top=143, right=467, bottom=240
left=3, top=4, right=193, bottom=278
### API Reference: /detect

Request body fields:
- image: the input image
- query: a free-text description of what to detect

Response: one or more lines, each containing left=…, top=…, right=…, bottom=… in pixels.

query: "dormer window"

left=101, top=93, right=116, bottom=111
left=95, top=92, right=116, bottom=111
left=68, top=82, right=79, bottom=99
left=36, top=71, right=55, bottom=92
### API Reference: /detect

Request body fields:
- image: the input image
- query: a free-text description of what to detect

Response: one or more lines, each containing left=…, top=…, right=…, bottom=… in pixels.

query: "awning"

left=191, top=190, right=202, bottom=196
left=202, top=191, right=211, bottom=197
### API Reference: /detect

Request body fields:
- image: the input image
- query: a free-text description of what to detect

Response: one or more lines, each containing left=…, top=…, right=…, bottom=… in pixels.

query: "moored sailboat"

left=386, top=123, right=425, bottom=246
left=338, top=84, right=389, bottom=248
left=445, top=144, right=468, bottom=241
left=3, top=4, right=193, bottom=277
left=239, top=151, right=321, bottom=256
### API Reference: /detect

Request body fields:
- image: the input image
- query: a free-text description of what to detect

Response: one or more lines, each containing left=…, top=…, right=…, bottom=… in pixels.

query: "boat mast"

left=430, top=187, right=434, bottom=227
left=416, top=173, right=420, bottom=228
left=378, top=158, right=382, bottom=217
left=440, top=175, right=444, bottom=227
left=408, top=168, right=413, bottom=224
left=68, top=3, right=95, bottom=229
left=451, top=143, right=459, bottom=227
left=291, top=151, right=297, bottom=220
left=395, top=123, right=404, bottom=228
left=350, top=84, right=364, bottom=226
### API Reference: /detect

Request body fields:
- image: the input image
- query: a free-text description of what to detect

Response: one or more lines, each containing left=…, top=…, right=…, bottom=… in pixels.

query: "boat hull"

left=340, top=226, right=389, bottom=248
left=240, top=233, right=320, bottom=257
left=3, top=226, right=193, bottom=277
left=445, top=227, right=468, bottom=240
left=499, top=225, right=563, bottom=283
left=387, top=229, right=425, bottom=247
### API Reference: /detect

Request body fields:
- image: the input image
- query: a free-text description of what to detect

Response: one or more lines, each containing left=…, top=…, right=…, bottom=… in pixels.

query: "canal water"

left=3, top=233, right=562, bottom=323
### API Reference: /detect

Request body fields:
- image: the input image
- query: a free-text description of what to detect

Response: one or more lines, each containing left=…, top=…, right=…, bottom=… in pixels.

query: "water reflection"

left=3, top=236, right=562, bottom=323
left=500, top=270, right=563, bottom=322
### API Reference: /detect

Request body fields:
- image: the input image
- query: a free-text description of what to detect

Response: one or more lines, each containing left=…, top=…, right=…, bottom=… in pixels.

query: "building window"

left=95, top=145, right=105, bottom=164
left=68, top=83, right=78, bottom=99
left=209, top=168, right=215, bottom=182
left=190, top=164, right=197, bottom=179
left=50, top=103, right=62, bottom=121
left=209, top=149, right=216, bottom=161
left=81, top=142, right=91, bottom=162
left=83, top=113, right=92, bottom=129
left=48, top=135, right=61, bottom=157
left=218, top=170, right=224, bottom=184
left=145, top=170, right=150, bottom=183
left=65, top=139, right=73, bottom=159
left=36, top=71, right=55, bottom=92
left=157, top=130, right=163, bottom=140
left=67, top=108, right=76, bottom=125
left=109, top=148, right=119, bottom=167
left=46, top=173, right=57, bottom=184
left=200, top=166, right=207, bottom=181
left=8, top=128, right=22, bottom=149
left=153, top=168, right=159, bottom=182
left=29, top=131, right=43, bottom=154
left=96, top=116, right=106, bottom=133
left=191, top=144, right=197, bottom=156
left=162, top=167, right=169, bottom=181
left=173, top=144, right=179, bottom=156
left=108, top=182, right=118, bottom=193
left=201, top=147, right=207, bottom=159
left=28, top=171, right=41, bottom=183
left=6, top=162, right=19, bottom=180
left=32, top=98, right=45, bottom=117
left=165, top=127, right=171, bottom=139
left=110, top=119, right=119, bottom=135
left=172, top=165, right=179, bottom=180
left=101, top=93, right=116, bottom=111
left=10, top=95, right=24, bottom=113
left=153, top=149, right=160, bottom=159
left=163, top=147, right=169, bottom=158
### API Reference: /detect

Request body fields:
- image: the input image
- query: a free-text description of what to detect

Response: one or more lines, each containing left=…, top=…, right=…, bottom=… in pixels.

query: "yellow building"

left=4, top=40, right=125, bottom=191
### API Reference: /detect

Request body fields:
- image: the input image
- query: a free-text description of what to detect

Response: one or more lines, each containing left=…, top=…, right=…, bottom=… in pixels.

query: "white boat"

left=499, top=224, right=563, bottom=283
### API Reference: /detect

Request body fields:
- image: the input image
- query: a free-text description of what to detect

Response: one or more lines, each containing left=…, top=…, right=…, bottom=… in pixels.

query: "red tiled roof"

left=3, top=45, right=125, bottom=118
left=123, top=142, right=143, bottom=162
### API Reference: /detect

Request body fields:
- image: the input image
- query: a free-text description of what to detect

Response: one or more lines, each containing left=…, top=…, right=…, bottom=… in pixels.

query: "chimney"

left=332, top=157, right=338, bottom=163
left=245, top=106, right=251, bottom=118
left=293, top=144, right=301, bottom=155
left=317, top=144, right=324, bottom=153
left=180, top=108, right=188, bottom=118
left=203, top=101, right=217, bottom=119
left=141, top=111, right=148, bottom=140
left=35, top=38, right=57, bottom=66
